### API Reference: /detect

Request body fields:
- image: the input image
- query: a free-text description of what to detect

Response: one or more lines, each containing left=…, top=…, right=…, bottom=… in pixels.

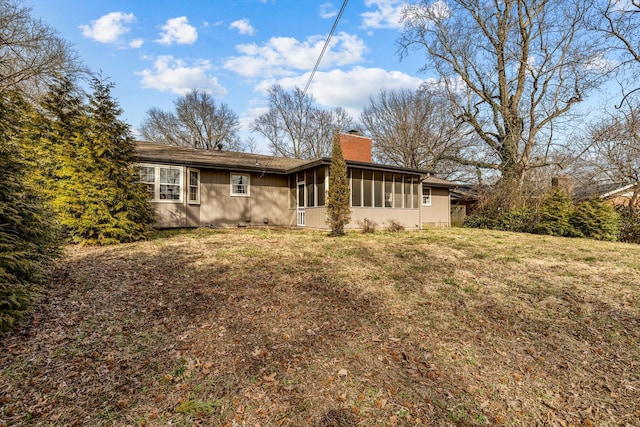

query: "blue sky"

left=30, top=0, right=434, bottom=151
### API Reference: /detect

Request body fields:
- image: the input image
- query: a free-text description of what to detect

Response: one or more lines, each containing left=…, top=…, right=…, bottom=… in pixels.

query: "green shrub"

left=533, top=189, right=574, bottom=237
left=496, top=208, right=536, bottom=232
left=463, top=215, right=498, bottom=229
left=570, top=198, right=620, bottom=241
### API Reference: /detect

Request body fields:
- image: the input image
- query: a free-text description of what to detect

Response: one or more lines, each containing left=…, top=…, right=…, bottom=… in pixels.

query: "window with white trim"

left=188, top=169, right=200, bottom=204
left=231, top=173, right=250, bottom=196
left=139, top=166, right=155, bottom=200
left=160, top=168, right=181, bottom=200
left=422, top=185, right=432, bottom=206
left=137, top=164, right=183, bottom=202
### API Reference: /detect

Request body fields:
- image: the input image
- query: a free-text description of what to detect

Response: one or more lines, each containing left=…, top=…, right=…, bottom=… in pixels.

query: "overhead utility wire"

left=302, top=0, right=349, bottom=96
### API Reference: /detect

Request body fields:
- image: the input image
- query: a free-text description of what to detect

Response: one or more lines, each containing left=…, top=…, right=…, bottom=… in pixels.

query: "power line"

left=302, top=0, right=349, bottom=96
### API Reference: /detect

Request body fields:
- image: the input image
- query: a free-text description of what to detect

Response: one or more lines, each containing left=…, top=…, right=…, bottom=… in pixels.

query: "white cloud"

left=224, top=32, right=368, bottom=78
left=156, top=17, right=198, bottom=45
left=129, top=38, right=144, bottom=48
left=79, top=12, right=135, bottom=43
left=361, top=0, right=406, bottom=30
left=320, top=2, right=338, bottom=19
left=256, top=66, right=425, bottom=116
left=136, top=55, right=227, bottom=96
left=229, top=18, right=255, bottom=35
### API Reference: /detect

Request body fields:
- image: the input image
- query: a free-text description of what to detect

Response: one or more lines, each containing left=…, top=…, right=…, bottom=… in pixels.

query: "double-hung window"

left=137, top=164, right=184, bottom=202
left=160, top=168, right=181, bottom=200
left=188, top=169, right=200, bottom=204
left=139, top=166, right=155, bottom=200
left=231, top=173, right=250, bottom=196
left=422, top=185, right=432, bottom=206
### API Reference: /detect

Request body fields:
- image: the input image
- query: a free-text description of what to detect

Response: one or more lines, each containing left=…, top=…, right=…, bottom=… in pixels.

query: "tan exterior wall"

left=149, top=167, right=295, bottom=228
left=199, top=170, right=295, bottom=227
left=348, top=208, right=421, bottom=230
left=421, top=187, right=451, bottom=227
left=152, top=202, right=188, bottom=228
left=303, top=207, right=328, bottom=229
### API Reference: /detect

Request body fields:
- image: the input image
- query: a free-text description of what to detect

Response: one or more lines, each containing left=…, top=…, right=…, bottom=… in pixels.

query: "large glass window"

left=374, top=171, right=383, bottom=207
left=316, top=167, right=326, bottom=206
left=384, top=173, right=393, bottom=208
left=363, top=170, right=373, bottom=207
left=231, top=174, right=250, bottom=196
left=306, top=171, right=315, bottom=207
left=394, top=175, right=403, bottom=208
left=412, top=177, right=420, bottom=208
left=404, top=175, right=412, bottom=209
left=351, top=169, right=362, bottom=207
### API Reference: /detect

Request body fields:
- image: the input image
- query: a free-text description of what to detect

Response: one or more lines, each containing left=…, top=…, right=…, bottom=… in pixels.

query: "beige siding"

left=348, top=208, right=421, bottom=230
left=303, top=207, right=328, bottom=229
left=421, top=187, right=451, bottom=227
left=152, top=202, right=187, bottom=228
left=198, top=170, right=295, bottom=227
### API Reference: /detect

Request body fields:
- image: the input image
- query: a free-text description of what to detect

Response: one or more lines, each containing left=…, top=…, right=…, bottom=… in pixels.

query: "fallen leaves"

left=1, top=228, right=638, bottom=426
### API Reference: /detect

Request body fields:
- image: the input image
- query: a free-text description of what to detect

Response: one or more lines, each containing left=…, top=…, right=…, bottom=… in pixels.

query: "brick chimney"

left=339, top=130, right=372, bottom=163
left=552, top=175, right=574, bottom=196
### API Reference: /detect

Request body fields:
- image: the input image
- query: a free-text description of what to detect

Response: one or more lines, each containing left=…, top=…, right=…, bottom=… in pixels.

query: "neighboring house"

left=135, top=132, right=457, bottom=230
left=574, top=182, right=639, bottom=207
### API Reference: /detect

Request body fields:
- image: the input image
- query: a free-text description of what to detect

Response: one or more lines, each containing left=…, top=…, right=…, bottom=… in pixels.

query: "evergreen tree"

left=326, top=131, right=351, bottom=236
left=29, top=75, right=154, bottom=244
left=0, top=92, right=60, bottom=331
left=570, top=198, right=620, bottom=241
left=60, top=76, right=154, bottom=244
left=533, top=189, right=574, bottom=237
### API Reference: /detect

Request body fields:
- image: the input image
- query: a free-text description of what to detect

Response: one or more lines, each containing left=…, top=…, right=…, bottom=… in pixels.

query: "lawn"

left=1, top=227, right=639, bottom=426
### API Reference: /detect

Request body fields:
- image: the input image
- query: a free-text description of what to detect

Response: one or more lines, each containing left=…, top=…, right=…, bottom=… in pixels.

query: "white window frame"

left=188, top=168, right=200, bottom=205
left=422, top=185, right=432, bottom=206
left=230, top=173, right=250, bottom=197
left=136, top=163, right=184, bottom=203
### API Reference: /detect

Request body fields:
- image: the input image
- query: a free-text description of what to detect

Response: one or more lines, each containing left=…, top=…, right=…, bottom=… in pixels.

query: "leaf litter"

left=1, top=227, right=639, bottom=426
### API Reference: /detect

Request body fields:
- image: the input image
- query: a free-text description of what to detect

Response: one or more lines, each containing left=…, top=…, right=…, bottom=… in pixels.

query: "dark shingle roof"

left=135, top=141, right=307, bottom=174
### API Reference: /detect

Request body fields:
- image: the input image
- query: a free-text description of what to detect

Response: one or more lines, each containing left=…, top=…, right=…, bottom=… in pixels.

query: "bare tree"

left=361, top=85, right=464, bottom=177
left=0, top=0, right=83, bottom=95
left=252, top=85, right=355, bottom=159
left=585, top=99, right=640, bottom=207
left=399, top=0, right=611, bottom=205
left=140, top=89, right=242, bottom=151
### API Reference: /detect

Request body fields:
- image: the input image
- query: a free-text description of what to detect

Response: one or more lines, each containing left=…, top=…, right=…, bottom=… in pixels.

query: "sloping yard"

left=1, top=227, right=639, bottom=426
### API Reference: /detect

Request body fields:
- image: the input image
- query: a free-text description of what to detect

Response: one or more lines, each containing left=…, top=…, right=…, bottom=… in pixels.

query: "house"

left=574, top=181, right=639, bottom=207
left=134, top=132, right=457, bottom=230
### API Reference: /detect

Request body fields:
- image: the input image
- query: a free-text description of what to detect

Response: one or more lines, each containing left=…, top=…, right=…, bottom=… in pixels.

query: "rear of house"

left=135, top=133, right=457, bottom=230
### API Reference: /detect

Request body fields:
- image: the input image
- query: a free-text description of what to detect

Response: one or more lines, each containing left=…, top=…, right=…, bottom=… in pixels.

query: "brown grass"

left=1, top=227, right=639, bottom=426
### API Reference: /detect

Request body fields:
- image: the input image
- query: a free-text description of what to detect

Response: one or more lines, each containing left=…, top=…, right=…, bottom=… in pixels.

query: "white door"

left=297, top=183, right=305, bottom=226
